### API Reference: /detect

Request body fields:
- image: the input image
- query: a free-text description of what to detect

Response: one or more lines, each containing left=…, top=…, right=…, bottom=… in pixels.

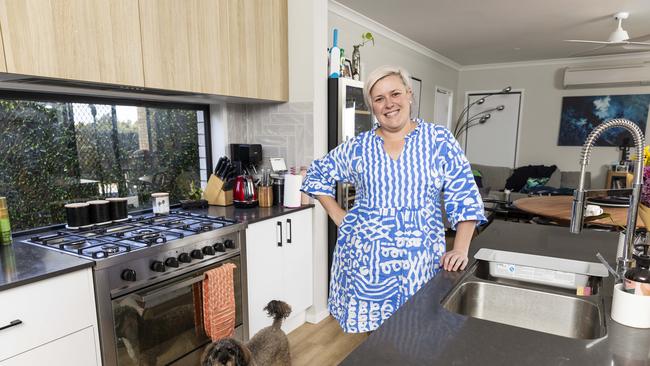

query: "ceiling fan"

left=565, top=12, right=650, bottom=56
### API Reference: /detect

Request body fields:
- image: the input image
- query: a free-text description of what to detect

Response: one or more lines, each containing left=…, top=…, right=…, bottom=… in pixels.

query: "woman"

left=301, top=65, right=486, bottom=333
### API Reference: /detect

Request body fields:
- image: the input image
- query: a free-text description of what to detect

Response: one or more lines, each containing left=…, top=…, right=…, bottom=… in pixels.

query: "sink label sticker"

left=493, top=263, right=577, bottom=287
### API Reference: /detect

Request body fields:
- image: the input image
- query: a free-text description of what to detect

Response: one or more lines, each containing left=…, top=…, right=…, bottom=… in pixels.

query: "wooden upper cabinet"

left=0, top=0, right=144, bottom=86
left=0, top=26, right=6, bottom=72
left=139, top=0, right=288, bottom=101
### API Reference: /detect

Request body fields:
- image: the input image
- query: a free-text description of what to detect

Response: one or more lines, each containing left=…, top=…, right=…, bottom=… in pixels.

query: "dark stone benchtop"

left=0, top=204, right=314, bottom=293
left=0, top=243, right=93, bottom=292
left=190, top=204, right=314, bottom=225
left=342, top=221, right=650, bottom=366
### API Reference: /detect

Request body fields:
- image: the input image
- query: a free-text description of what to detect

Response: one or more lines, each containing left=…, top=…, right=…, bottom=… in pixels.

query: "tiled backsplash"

left=227, top=102, right=314, bottom=170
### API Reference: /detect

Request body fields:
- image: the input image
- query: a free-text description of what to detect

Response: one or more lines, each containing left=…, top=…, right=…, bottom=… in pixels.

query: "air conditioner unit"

left=563, top=62, right=650, bottom=88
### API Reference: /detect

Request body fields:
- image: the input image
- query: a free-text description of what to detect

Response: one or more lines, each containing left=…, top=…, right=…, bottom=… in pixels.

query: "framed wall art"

left=557, top=94, right=650, bottom=146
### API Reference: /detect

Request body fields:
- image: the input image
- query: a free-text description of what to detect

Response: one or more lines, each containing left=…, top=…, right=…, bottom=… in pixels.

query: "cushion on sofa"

left=471, top=164, right=513, bottom=191
left=505, top=165, right=557, bottom=192
left=547, top=169, right=561, bottom=188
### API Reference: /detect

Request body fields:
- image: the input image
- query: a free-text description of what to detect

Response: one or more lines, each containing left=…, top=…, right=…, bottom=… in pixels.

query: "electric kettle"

left=233, top=175, right=258, bottom=208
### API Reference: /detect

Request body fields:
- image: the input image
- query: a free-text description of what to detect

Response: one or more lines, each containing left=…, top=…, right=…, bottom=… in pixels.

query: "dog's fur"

left=201, top=300, right=292, bottom=366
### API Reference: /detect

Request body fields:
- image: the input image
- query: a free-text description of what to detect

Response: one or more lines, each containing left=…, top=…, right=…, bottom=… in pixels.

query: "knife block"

left=203, top=174, right=233, bottom=206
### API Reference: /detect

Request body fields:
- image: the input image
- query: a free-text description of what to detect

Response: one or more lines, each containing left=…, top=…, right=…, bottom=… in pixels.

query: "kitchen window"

left=0, top=92, right=210, bottom=231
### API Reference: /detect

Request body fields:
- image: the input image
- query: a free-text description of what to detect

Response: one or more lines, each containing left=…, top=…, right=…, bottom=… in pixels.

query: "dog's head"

left=201, top=338, right=252, bottom=366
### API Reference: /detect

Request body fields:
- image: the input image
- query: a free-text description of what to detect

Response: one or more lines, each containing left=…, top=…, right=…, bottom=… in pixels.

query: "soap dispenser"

left=623, top=246, right=650, bottom=296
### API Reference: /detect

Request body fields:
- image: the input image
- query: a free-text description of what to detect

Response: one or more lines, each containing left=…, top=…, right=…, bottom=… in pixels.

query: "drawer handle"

left=277, top=221, right=283, bottom=247
left=286, top=218, right=292, bottom=243
left=0, top=319, right=22, bottom=331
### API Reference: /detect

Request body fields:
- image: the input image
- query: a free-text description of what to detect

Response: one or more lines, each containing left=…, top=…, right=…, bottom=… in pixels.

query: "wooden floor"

left=287, top=316, right=368, bottom=366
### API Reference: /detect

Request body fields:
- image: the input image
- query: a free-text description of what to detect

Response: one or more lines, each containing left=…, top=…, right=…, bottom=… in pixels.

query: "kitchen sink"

left=441, top=257, right=608, bottom=339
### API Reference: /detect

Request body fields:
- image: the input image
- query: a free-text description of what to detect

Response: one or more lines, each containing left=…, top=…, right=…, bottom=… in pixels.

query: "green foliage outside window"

left=0, top=98, right=204, bottom=231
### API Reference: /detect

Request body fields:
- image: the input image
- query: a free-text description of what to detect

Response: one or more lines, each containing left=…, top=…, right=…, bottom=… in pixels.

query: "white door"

left=463, top=92, right=522, bottom=168
left=434, top=86, right=453, bottom=129
left=246, top=219, right=284, bottom=335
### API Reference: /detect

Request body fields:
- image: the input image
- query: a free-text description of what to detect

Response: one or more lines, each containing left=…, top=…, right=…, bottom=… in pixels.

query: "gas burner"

left=25, top=210, right=240, bottom=260
left=200, top=223, right=214, bottom=231
left=101, top=244, right=120, bottom=254
left=62, top=240, right=89, bottom=250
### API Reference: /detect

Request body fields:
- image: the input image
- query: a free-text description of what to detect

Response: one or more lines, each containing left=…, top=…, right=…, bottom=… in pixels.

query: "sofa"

left=472, top=163, right=591, bottom=202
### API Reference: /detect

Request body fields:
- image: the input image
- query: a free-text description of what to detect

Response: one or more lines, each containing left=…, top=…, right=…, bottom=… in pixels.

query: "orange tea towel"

left=202, top=263, right=237, bottom=341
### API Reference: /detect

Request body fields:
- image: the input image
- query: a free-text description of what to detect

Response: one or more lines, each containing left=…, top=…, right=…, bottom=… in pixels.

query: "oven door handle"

left=134, top=274, right=205, bottom=304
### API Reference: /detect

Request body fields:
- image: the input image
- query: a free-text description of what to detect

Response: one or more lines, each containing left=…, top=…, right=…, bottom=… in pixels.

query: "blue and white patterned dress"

left=301, top=120, right=487, bottom=333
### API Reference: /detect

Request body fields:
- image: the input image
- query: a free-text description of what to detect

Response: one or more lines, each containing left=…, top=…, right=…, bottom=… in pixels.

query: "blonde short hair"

left=363, top=65, right=413, bottom=111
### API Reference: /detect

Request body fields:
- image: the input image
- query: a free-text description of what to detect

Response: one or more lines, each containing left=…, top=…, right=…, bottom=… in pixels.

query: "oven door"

left=112, top=255, right=242, bottom=366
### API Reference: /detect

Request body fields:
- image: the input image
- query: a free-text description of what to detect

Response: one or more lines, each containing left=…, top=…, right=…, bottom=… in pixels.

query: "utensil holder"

left=611, top=283, right=650, bottom=328
left=258, top=186, right=273, bottom=208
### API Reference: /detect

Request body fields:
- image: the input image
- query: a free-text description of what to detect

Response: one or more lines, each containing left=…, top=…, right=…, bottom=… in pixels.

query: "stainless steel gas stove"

left=25, top=211, right=248, bottom=366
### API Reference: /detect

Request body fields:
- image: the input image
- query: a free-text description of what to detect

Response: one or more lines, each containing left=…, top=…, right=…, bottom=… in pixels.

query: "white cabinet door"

left=0, top=268, right=99, bottom=362
left=245, top=209, right=314, bottom=336
left=282, top=209, right=313, bottom=314
left=1, top=326, right=99, bottom=366
left=246, top=218, right=285, bottom=335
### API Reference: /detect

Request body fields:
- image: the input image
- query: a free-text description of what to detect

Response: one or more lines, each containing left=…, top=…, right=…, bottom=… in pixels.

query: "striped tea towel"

left=202, top=263, right=237, bottom=341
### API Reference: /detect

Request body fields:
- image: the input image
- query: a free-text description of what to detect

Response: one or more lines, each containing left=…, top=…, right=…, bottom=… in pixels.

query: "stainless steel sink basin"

left=442, top=260, right=607, bottom=339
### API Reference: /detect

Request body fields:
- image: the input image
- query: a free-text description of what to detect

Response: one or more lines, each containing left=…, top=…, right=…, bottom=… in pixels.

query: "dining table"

left=513, top=195, right=646, bottom=229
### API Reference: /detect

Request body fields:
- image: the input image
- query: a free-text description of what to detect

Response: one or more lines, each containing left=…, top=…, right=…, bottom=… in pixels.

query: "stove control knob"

left=151, top=261, right=165, bottom=272
left=213, top=242, right=226, bottom=252
left=165, top=257, right=179, bottom=268
left=191, top=249, right=204, bottom=260
left=202, top=246, right=216, bottom=256
left=178, top=253, right=192, bottom=263
left=121, top=269, right=137, bottom=282
left=224, top=239, right=235, bottom=249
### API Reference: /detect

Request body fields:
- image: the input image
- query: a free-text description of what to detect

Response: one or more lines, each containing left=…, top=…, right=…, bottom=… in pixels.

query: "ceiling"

left=335, top=0, right=650, bottom=66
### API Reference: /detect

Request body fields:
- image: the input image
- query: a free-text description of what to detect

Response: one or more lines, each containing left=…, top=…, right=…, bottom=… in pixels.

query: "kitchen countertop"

left=190, top=203, right=314, bottom=225
left=0, top=242, right=93, bottom=292
left=341, top=221, right=650, bottom=365
left=0, top=204, right=314, bottom=292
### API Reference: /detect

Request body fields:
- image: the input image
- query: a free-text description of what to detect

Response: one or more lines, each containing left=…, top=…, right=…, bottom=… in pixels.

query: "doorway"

left=462, top=91, right=522, bottom=168
left=434, top=86, right=453, bottom=129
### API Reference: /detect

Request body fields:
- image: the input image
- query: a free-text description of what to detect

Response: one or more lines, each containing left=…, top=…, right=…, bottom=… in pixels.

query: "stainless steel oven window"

left=112, top=256, right=242, bottom=366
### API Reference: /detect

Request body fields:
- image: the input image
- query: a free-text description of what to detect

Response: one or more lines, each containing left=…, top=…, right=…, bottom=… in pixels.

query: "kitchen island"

left=341, top=220, right=650, bottom=365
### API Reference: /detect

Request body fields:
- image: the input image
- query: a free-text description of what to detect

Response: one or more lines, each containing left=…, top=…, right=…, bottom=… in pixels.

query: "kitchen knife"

left=216, top=159, right=231, bottom=179
left=214, top=157, right=226, bottom=176
left=223, top=177, right=236, bottom=191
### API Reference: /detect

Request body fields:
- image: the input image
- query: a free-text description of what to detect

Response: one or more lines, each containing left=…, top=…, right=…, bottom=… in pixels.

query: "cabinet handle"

left=0, top=319, right=22, bottom=331
left=276, top=221, right=283, bottom=247
left=286, top=218, right=292, bottom=243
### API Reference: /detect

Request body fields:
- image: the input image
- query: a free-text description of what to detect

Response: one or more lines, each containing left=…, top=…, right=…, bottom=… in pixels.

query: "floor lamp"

left=453, top=86, right=511, bottom=141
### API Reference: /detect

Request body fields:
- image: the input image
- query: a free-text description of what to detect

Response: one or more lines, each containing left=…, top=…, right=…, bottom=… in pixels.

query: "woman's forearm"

left=316, top=195, right=346, bottom=226
left=452, top=220, right=477, bottom=254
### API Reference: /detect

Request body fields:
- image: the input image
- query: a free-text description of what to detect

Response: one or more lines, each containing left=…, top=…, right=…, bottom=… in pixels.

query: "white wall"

left=458, top=55, right=650, bottom=187
left=289, top=0, right=330, bottom=324
left=328, top=4, right=459, bottom=123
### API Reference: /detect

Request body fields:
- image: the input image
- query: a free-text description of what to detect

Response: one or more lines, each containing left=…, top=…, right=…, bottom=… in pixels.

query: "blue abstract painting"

left=558, top=94, right=650, bottom=146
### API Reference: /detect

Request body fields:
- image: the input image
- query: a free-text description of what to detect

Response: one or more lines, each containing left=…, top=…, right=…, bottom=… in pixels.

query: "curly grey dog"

left=201, top=300, right=292, bottom=366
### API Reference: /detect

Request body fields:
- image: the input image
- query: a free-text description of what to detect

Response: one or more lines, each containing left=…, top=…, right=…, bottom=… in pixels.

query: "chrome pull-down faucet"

left=569, top=118, right=645, bottom=280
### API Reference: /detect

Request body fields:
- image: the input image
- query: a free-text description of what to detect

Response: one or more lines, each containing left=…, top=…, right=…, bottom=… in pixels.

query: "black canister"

left=88, top=200, right=110, bottom=224
left=272, top=176, right=285, bottom=206
left=106, top=197, right=128, bottom=221
left=65, top=202, right=91, bottom=228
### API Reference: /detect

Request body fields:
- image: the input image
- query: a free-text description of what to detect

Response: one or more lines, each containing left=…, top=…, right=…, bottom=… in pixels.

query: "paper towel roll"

left=283, top=174, right=302, bottom=208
